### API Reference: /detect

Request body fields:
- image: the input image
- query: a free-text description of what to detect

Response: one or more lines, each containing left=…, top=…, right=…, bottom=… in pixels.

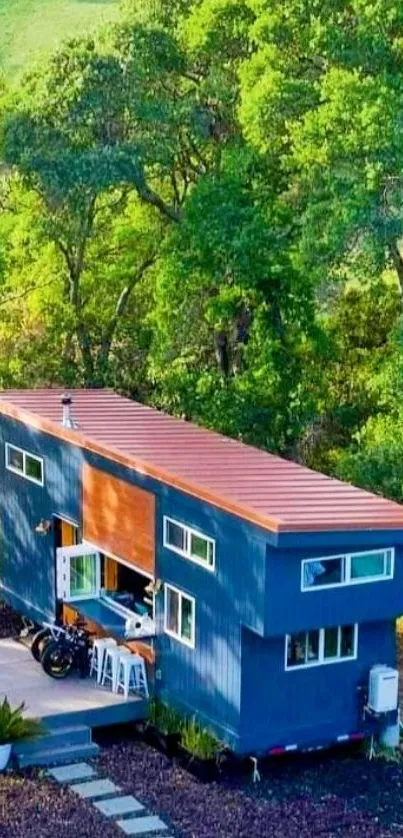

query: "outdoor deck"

left=0, top=638, right=148, bottom=728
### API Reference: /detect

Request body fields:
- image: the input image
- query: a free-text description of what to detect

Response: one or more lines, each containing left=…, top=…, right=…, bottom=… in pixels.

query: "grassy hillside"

left=0, top=0, right=119, bottom=78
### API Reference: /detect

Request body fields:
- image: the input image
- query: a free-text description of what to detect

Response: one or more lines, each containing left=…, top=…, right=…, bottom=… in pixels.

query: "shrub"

left=0, top=698, right=44, bottom=745
left=148, top=700, right=182, bottom=735
left=180, top=716, right=219, bottom=760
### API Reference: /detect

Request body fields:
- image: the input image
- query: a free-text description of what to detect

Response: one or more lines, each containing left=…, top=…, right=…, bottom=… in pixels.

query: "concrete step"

left=16, top=741, right=99, bottom=768
left=14, top=725, right=92, bottom=755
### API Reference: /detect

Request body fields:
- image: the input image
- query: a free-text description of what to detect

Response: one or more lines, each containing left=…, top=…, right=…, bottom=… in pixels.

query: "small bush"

left=148, top=700, right=182, bottom=735
left=180, top=716, right=219, bottom=760
left=0, top=697, right=44, bottom=745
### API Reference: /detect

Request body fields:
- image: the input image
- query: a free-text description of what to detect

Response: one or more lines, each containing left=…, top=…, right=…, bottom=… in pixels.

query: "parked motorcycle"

left=40, top=624, right=91, bottom=679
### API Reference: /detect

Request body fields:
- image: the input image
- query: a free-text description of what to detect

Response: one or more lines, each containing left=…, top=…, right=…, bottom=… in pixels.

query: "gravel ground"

left=1, top=599, right=402, bottom=838
left=0, top=770, right=120, bottom=838
left=96, top=736, right=403, bottom=838
left=1, top=742, right=403, bottom=838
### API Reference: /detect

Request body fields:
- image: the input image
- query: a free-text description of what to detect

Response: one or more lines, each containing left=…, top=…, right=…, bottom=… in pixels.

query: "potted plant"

left=0, top=697, right=44, bottom=771
left=145, top=700, right=182, bottom=758
left=177, top=716, right=220, bottom=782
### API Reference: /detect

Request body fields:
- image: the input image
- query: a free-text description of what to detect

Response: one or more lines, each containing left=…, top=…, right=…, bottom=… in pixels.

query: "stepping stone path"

left=47, top=761, right=174, bottom=836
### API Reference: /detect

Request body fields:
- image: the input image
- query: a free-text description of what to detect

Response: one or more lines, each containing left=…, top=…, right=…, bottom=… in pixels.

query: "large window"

left=163, top=517, right=215, bottom=571
left=285, top=624, right=357, bottom=670
left=164, top=584, right=195, bottom=648
left=5, top=443, right=44, bottom=486
left=301, top=549, right=394, bottom=591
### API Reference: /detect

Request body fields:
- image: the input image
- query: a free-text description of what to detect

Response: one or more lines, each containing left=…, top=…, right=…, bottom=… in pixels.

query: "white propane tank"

left=368, top=665, right=399, bottom=713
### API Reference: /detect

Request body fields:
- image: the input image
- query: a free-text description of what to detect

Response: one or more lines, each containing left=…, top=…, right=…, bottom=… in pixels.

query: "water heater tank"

left=368, top=665, right=399, bottom=713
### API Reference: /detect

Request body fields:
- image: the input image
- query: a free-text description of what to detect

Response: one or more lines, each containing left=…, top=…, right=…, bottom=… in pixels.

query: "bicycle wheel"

left=41, top=641, right=74, bottom=679
left=31, top=628, right=52, bottom=662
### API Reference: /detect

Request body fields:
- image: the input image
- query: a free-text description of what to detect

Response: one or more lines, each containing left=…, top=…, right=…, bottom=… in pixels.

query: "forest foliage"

left=1, top=0, right=403, bottom=499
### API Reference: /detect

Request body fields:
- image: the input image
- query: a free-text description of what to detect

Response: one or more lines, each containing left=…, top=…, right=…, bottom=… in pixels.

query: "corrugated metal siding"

left=1, top=389, right=403, bottom=533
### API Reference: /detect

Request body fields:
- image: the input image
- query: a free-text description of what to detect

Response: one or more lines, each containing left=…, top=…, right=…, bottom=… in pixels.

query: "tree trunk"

left=390, top=241, right=403, bottom=298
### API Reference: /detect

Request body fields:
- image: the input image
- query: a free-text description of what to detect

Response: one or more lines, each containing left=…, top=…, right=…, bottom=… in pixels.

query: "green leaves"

left=0, top=697, right=44, bottom=745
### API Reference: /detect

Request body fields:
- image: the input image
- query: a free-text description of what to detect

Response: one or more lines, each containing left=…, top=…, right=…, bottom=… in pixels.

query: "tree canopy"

left=1, top=0, right=403, bottom=499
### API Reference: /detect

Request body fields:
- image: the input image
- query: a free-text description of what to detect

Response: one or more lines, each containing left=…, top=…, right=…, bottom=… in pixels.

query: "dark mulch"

left=0, top=601, right=24, bottom=639
left=1, top=741, right=403, bottom=837
left=0, top=770, right=121, bottom=838
left=96, top=736, right=403, bottom=838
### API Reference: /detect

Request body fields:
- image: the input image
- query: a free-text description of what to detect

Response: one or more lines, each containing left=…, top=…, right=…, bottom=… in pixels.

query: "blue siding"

left=0, top=417, right=266, bottom=748
left=0, top=413, right=402, bottom=755
left=0, top=418, right=82, bottom=622
left=240, top=620, right=396, bottom=754
left=265, top=541, right=403, bottom=636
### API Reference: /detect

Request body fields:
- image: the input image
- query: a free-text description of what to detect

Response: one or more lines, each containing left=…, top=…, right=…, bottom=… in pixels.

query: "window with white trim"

left=5, top=443, right=44, bottom=486
left=163, top=517, right=215, bottom=570
left=164, top=584, right=195, bottom=648
left=285, top=624, right=358, bottom=670
left=301, top=548, right=394, bottom=591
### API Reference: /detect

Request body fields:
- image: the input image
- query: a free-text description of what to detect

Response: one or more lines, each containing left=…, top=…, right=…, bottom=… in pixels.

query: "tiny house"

left=0, top=388, right=403, bottom=755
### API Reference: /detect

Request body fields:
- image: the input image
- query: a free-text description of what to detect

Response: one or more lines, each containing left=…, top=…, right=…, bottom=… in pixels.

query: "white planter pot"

left=0, top=744, right=12, bottom=771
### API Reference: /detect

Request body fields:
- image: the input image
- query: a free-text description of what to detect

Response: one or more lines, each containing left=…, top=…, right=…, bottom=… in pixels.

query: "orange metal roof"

left=0, top=388, right=403, bottom=534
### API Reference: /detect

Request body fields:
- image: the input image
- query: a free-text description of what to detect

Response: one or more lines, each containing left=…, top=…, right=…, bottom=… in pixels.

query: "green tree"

left=239, top=1, right=403, bottom=294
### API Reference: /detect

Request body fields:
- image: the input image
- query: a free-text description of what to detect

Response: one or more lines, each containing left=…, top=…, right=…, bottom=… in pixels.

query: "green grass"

left=0, top=0, right=120, bottom=79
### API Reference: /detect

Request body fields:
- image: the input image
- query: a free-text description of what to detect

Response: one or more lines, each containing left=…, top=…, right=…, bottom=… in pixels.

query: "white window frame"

left=285, top=624, right=358, bottom=671
left=301, top=548, right=394, bottom=592
left=164, top=583, right=196, bottom=649
left=5, top=442, right=44, bottom=486
left=56, top=543, right=101, bottom=602
left=163, top=516, right=215, bottom=571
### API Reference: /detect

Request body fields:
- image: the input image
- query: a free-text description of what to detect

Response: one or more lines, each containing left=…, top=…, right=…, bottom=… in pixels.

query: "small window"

left=5, top=443, right=44, bottom=486
left=70, top=554, right=98, bottom=599
left=303, top=557, right=343, bottom=588
left=164, top=584, right=195, bottom=648
left=324, top=627, right=339, bottom=659
left=302, top=549, right=394, bottom=590
left=165, top=519, right=187, bottom=553
left=350, top=551, right=387, bottom=580
left=163, top=517, right=215, bottom=571
left=285, top=624, right=357, bottom=670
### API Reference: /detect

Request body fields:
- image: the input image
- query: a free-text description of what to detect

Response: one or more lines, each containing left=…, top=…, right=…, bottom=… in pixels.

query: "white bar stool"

left=101, top=645, right=132, bottom=691
left=90, top=637, right=117, bottom=684
left=116, top=653, right=149, bottom=700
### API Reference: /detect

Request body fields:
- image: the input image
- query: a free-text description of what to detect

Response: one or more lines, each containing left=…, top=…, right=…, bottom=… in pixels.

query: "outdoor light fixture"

left=34, top=519, right=52, bottom=535
left=144, top=579, right=163, bottom=595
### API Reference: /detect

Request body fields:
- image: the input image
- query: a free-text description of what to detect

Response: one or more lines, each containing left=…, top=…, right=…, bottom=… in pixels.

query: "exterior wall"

left=0, top=416, right=267, bottom=749
left=1, top=413, right=402, bottom=754
left=0, top=417, right=82, bottom=622
left=265, top=537, right=403, bottom=637
left=240, top=619, right=396, bottom=754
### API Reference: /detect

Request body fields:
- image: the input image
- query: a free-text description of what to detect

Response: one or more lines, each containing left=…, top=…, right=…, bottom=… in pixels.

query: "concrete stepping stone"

left=70, top=778, right=120, bottom=799
left=117, top=815, right=168, bottom=835
left=94, top=795, right=144, bottom=817
left=48, top=762, right=96, bottom=783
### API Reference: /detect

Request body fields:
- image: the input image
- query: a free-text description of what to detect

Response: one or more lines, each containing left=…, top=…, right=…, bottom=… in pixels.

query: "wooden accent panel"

left=61, top=520, right=77, bottom=547
left=83, top=464, right=155, bottom=574
left=125, top=640, right=156, bottom=665
left=63, top=604, right=155, bottom=664
left=105, top=557, right=118, bottom=590
left=62, top=603, right=108, bottom=637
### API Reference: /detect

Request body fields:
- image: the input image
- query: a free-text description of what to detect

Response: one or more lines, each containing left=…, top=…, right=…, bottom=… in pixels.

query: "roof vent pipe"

left=61, top=393, right=78, bottom=429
